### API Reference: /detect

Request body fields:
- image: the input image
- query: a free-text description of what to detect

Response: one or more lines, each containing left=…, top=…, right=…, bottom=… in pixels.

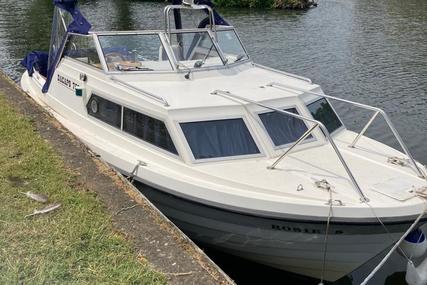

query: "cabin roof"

left=117, top=63, right=318, bottom=111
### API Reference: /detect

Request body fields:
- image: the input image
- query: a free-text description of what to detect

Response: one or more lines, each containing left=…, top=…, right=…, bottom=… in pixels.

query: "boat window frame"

left=215, top=27, right=251, bottom=65
left=94, top=32, right=176, bottom=74
left=167, top=28, right=228, bottom=69
left=86, top=93, right=122, bottom=129
left=255, top=104, right=318, bottom=150
left=61, top=33, right=104, bottom=71
left=85, top=92, right=182, bottom=160
left=175, top=115, right=265, bottom=164
left=90, top=26, right=252, bottom=75
left=305, top=97, right=346, bottom=136
left=122, top=106, right=179, bottom=156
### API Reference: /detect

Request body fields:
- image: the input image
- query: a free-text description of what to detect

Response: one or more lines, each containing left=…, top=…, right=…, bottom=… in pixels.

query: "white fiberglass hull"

left=136, top=182, right=414, bottom=282
left=20, top=70, right=427, bottom=282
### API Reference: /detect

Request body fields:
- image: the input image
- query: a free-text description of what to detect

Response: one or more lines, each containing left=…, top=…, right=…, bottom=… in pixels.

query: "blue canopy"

left=21, top=0, right=91, bottom=93
left=53, top=0, right=91, bottom=34
left=40, top=0, right=91, bottom=92
left=21, top=51, right=49, bottom=77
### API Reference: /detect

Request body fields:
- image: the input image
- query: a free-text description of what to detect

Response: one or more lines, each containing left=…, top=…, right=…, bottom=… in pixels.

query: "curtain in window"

left=123, top=108, right=177, bottom=154
left=259, top=108, right=311, bottom=147
left=181, top=119, right=259, bottom=159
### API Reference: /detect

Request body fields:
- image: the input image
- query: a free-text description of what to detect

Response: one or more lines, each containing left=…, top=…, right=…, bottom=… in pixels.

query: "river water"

left=0, top=0, right=425, bottom=284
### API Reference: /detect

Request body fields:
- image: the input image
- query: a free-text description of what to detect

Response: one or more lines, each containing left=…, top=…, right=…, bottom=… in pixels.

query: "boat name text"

left=272, top=224, right=344, bottom=235
left=57, top=74, right=79, bottom=90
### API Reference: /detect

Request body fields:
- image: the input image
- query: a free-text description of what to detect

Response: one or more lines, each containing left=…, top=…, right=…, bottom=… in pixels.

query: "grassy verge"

left=0, top=93, right=166, bottom=284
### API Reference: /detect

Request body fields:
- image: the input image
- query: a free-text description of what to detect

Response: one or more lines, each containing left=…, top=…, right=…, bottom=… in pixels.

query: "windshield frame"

left=216, top=27, right=250, bottom=64
left=90, top=27, right=251, bottom=75
left=166, top=28, right=228, bottom=70
left=94, top=32, right=175, bottom=74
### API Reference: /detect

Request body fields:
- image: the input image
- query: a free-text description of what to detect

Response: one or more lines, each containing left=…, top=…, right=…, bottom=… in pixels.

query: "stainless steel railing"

left=267, top=82, right=426, bottom=180
left=211, top=89, right=370, bottom=203
left=110, top=76, right=170, bottom=107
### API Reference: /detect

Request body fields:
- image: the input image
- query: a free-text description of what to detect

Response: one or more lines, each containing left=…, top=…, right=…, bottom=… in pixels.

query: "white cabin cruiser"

left=20, top=0, right=427, bottom=282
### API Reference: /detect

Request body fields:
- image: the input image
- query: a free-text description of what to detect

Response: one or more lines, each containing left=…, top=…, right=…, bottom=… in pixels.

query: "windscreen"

left=170, top=31, right=224, bottom=69
left=98, top=34, right=173, bottom=72
left=216, top=30, right=248, bottom=64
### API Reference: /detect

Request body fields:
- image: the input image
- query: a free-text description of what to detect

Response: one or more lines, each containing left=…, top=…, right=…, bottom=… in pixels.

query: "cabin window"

left=63, top=35, right=102, bottom=69
left=180, top=119, right=260, bottom=160
left=87, top=95, right=122, bottom=128
left=97, top=34, right=173, bottom=72
left=259, top=108, right=312, bottom=147
left=123, top=108, right=178, bottom=155
left=217, top=30, right=248, bottom=64
left=307, top=98, right=342, bottom=134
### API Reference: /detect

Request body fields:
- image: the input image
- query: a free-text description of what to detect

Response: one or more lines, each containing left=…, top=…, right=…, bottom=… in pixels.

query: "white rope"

left=318, top=187, right=334, bottom=285
left=366, top=203, right=411, bottom=262
left=360, top=204, right=427, bottom=285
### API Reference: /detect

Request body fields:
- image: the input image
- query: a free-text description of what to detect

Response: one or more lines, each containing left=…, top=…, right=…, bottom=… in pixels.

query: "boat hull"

left=20, top=71, right=426, bottom=282
left=134, top=181, right=419, bottom=282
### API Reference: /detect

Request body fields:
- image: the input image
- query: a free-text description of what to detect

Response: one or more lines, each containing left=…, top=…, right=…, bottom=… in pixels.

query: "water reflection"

left=0, top=0, right=426, bottom=284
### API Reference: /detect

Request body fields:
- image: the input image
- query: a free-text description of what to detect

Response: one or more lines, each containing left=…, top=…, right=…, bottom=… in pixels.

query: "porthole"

left=90, top=99, right=99, bottom=114
left=86, top=94, right=122, bottom=128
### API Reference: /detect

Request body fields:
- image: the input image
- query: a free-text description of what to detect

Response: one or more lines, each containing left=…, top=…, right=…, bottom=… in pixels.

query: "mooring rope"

left=318, top=187, right=334, bottom=285
left=366, top=203, right=411, bottom=262
left=360, top=200, right=427, bottom=285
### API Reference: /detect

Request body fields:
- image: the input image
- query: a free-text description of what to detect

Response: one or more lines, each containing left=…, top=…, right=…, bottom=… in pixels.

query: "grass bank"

left=0, top=93, right=166, bottom=284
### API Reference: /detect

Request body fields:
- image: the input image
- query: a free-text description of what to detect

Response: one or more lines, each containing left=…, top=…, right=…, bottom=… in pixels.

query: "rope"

left=318, top=187, right=334, bottom=285
left=360, top=205, right=426, bottom=285
left=366, top=203, right=411, bottom=262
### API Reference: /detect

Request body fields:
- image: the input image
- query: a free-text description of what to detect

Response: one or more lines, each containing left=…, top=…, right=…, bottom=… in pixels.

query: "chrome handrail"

left=269, top=123, right=319, bottom=169
left=267, top=82, right=426, bottom=180
left=211, top=89, right=370, bottom=203
left=110, top=76, right=170, bottom=107
left=253, top=64, right=312, bottom=84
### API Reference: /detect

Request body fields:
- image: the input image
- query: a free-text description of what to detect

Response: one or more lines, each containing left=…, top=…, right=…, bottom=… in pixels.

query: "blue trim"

left=41, top=0, right=92, bottom=93
left=42, top=33, right=68, bottom=93
left=20, top=51, right=49, bottom=77
left=53, top=0, right=91, bottom=34
left=405, top=228, right=426, bottom=243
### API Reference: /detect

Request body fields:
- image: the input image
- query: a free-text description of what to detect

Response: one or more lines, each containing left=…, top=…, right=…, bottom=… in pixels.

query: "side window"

left=259, top=108, right=312, bottom=147
left=123, top=108, right=178, bottom=155
left=87, top=95, right=122, bottom=128
left=63, top=35, right=102, bottom=69
left=180, top=118, right=260, bottom=160
left=307, top=98, right=343, bottom=134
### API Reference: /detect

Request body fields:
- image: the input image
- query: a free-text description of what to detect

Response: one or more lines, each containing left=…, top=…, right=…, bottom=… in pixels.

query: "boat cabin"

left=37, top=1, right=346, bottom=167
